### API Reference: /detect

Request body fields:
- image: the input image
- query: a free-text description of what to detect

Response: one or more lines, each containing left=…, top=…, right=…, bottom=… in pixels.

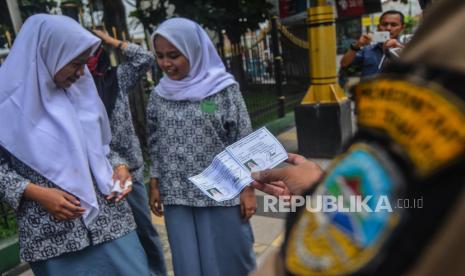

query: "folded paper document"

left=189, top=127, right=287, bottom=201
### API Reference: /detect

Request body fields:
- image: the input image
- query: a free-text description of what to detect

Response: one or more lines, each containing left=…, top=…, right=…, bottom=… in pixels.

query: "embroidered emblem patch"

left=285, top=144, right=402, bottom=275
left=353, top=78, right=465, bottom=178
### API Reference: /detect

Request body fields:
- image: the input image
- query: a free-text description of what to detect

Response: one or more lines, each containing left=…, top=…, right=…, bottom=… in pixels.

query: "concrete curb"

left=2, top=262, right=30, bottom=276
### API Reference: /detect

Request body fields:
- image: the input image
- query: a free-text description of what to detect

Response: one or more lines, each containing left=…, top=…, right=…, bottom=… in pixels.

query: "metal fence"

left=221, top=18, right=309, bottom=127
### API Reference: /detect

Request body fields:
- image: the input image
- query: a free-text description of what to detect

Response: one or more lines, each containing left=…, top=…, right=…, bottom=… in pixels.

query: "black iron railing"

left=222, top=18, right=309, bottom=128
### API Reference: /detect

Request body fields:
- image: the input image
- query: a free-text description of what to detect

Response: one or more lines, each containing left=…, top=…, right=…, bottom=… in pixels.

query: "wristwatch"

left=350, top=42, right=361, bottom=51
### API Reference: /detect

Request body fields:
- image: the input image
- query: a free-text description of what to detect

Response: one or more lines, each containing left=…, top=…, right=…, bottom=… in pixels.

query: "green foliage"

left=130, top=0, right=272, bottom=43
left=0, top=218, right=17, bottom=239
left=0, top=205, right=17, bottom=239
left=172, top=0, right=271, bottom=43
left=403, top=16, right=418, bottom=34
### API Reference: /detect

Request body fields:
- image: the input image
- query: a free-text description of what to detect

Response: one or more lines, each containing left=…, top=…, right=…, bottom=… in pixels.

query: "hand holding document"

left=189, top=127, right=287, bottom=201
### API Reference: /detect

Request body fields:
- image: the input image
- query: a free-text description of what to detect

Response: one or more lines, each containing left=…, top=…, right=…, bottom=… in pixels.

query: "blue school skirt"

left=164, top=205, right=256, bottom=276
left=29, top=231, right=149, bottom=276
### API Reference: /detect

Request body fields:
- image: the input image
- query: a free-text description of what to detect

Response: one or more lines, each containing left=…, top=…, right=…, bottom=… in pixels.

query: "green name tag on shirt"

left=201, top=101, right=217, bottom=114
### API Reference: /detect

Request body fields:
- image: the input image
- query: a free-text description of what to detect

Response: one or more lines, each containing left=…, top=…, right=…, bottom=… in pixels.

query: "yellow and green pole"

left=295, top=1, right=353, bottom=157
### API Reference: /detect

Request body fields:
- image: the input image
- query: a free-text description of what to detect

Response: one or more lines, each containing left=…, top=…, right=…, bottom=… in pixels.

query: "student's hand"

left=251, top=153, right=324, bottom=197
left=149, top=178, right=164, bottom=216
left=107, top=164, right=133, bottom=202
left=92, top=29, right=127, bottom=49
left=92, top=29, right=111, bottom=43
left=24, top=183, right=86, bottom=221
left=240, top=186, right=257, bottom=221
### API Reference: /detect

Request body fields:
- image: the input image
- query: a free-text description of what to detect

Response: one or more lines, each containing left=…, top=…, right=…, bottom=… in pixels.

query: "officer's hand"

left=251, top=153, right=324, bottom=196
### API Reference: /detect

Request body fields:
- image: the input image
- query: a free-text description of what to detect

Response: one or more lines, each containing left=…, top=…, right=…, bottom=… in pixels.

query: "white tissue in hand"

left=111, top=180, right=132, bottom=193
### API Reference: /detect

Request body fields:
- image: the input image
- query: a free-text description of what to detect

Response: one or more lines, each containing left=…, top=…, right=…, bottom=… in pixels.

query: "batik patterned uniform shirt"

left=0, top=147, right=136, bottom=262
left=147, top=84, right=252, bottom=207
left=110, top=43, right=154, bottom=183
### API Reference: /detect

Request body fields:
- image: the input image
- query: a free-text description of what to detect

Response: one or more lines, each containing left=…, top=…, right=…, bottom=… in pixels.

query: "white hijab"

left=152, top=18, right=237, bottom=102
left=0, top=14, right=113, bottom=226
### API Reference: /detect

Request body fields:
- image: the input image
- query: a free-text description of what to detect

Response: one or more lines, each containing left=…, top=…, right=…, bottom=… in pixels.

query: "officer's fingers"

left=251, top=181, right=289, bottom=197
left=269, top=181, right=288, bottom=189
left=286, top=153, right=308, bottom=165
left=252, top=167, right=288, bottom=183
left=263, top=184, right=289, bottom=197
left=251, top=181, right=265, bottom=191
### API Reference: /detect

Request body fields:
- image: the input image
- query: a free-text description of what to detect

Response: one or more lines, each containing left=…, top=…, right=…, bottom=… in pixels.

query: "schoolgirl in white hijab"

left=148, top=18, right=256, bottom=276
left=0, top=14, right=117, bottom=225
left=152, top=17, right=237, bottom=101
left=0, top=14, right=150, bottom=275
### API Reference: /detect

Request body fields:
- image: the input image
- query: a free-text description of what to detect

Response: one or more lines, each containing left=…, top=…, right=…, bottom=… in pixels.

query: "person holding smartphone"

left=340, top=10, right=405, bottom=77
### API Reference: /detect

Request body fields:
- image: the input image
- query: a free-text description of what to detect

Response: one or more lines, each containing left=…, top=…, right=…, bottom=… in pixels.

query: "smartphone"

left=373, top=31, right=390, bottom=43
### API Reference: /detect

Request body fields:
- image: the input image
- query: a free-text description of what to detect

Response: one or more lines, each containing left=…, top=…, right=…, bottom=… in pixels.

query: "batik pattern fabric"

left=0, top=146, right=136, bottom=262
left=110, top=43, right=154, bottom=183
left=147, top=84, right=252, bottom=207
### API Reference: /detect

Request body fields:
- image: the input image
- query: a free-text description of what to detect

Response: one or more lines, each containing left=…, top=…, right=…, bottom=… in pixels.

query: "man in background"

left=340, top=10, right=405, bottom=77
